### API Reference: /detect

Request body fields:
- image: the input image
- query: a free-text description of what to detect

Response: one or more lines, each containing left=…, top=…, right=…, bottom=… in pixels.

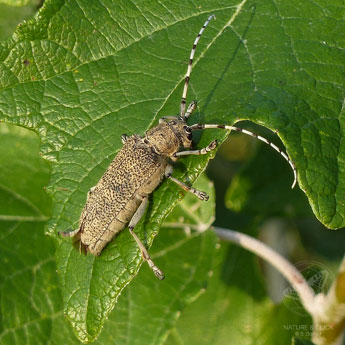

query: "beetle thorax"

left=145, top=119, right=192, bottom=156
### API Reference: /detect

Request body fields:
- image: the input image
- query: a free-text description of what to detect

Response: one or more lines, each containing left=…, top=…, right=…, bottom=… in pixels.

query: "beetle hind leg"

left=128, top=196, right=165, bottom=280
left=59, top=228, right=87, bottom=255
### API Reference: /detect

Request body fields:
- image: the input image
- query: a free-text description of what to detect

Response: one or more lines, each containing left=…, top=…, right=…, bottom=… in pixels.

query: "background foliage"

left=0, top=0, right=344, bottom=344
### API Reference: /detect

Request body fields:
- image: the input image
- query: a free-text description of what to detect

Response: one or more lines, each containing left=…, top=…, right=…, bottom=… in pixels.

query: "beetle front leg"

left=174, top=139, right=217, bottom=158
left=165, top=165, right=209, bottom=201
left=128, top=195, right=165, bottom=280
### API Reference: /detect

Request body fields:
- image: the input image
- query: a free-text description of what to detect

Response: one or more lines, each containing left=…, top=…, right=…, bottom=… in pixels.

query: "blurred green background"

left=0, top=0, right=42, bottom=41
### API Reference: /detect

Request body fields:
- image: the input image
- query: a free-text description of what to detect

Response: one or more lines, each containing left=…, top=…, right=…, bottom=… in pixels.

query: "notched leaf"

left=0, top=0, right=344, bottom=342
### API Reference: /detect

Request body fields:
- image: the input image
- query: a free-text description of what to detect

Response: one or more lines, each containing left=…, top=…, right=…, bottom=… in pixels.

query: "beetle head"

left=145, top=118, right=192, bottom=156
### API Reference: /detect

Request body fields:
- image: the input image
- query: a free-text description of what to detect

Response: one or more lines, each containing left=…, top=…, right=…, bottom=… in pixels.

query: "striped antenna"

left=180, top=14, right=215, bottom=119
left=190, top=123, right=297, bottom=188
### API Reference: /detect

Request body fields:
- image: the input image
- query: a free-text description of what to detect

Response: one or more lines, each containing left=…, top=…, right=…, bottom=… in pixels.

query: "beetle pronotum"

left=60, top=15, right=296, bottom=280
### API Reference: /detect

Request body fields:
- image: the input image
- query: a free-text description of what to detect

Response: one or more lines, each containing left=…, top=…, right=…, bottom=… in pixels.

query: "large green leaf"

left=0, top=124, right=217, bottom=344
left=0, top=0, right=344, bottom=341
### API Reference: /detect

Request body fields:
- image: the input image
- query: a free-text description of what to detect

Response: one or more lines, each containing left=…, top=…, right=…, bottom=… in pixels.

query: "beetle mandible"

left=60, top=15, right=297, bottom=280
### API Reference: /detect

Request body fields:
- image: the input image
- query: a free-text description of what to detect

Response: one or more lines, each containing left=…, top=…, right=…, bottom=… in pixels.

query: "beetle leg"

left=59, top=228, right=80, bottom=237
left=121, top=134, right=129, bottom=144
left=174, top=139, right=217, bottom=157
left=165, top=165, right=209, bottom=201
left=128, top=196, right=165, bottom=280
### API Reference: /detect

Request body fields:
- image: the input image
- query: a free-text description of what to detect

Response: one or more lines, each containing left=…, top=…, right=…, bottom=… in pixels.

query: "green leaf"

left=0, top=0, right=344, bottom=341
left=0, top=128, right=217, bottom=344
left=165, top=241, right=312, bottom=345
left=57, top=173, right=217, bottom=343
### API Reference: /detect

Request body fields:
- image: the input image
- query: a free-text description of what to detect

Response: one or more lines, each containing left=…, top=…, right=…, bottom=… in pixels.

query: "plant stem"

left=214, top=226, right=316, bottom=315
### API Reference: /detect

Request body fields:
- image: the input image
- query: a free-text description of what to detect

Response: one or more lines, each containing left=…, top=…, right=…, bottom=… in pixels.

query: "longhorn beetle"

left=60, top=15, right=297, bottom=280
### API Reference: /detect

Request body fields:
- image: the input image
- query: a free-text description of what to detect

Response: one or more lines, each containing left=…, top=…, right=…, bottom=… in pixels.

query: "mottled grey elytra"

left=60, top=15, right=297, bottom=279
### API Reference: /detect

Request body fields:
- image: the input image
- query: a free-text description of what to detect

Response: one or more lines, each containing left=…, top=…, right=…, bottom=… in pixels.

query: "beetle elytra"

left=60, top=15, right=297, bottom=280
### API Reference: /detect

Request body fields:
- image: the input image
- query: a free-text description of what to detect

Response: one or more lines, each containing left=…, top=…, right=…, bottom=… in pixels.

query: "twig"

left=214, top=226, right=316, bottom=315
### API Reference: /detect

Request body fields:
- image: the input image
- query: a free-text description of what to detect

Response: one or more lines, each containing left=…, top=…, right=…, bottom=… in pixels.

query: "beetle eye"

left=183, top=126, right=192, bottom=133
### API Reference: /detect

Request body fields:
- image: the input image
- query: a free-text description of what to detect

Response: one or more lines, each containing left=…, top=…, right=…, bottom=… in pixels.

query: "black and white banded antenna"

left=180, top=14, right=215, bottom=119
left=178, top=14, right=297, bottom=188
left=190, top=123, right=297, bottom=188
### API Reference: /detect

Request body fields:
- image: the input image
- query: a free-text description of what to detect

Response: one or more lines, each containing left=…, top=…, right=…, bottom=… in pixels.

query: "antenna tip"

left=291, top=178, right=297, bottom=189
